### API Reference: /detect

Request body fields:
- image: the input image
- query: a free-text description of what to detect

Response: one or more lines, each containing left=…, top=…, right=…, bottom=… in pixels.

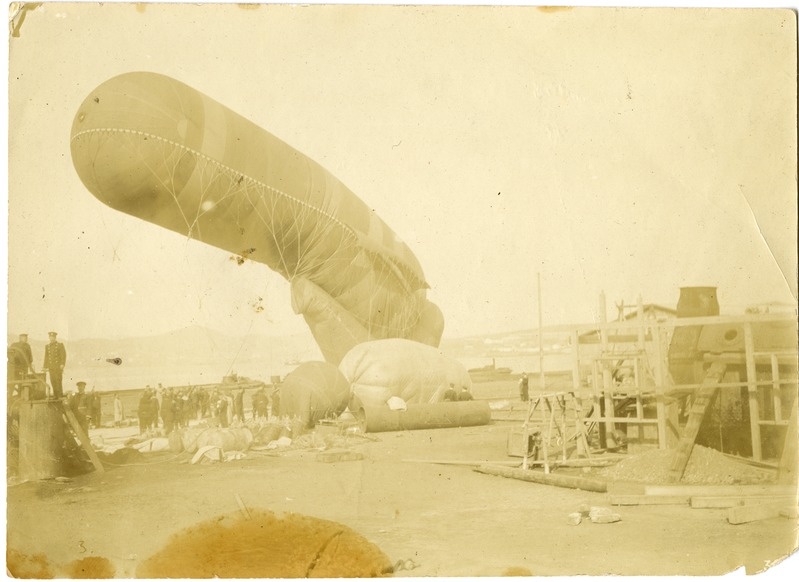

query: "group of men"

left=8, top=331, right=68, bottom=398
left=442, top=383, right=474, bottom=402
left=133, top=384, right=281, bottom=435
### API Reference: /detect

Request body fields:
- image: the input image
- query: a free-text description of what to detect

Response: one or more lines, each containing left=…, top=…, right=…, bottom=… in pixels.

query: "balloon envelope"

left=70, top=72, right=444, bottom=364
left=279, top=361, right=350, bottom=427
left=339, top=339, right=472, bottom=408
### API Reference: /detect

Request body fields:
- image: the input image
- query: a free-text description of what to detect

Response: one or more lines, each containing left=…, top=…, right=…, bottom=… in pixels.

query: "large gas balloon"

left=71, top=72, right=444, bottom=364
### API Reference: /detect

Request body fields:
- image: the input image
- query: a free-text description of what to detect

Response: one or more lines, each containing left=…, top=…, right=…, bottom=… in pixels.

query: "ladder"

left=667, top=361, right=727, bottom=482
left=61, top=402, right=105, bottom=474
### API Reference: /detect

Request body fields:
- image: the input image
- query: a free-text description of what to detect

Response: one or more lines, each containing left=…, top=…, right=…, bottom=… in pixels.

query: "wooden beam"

left=644, top=484, right=798, bottom=497
left=539, top=311, right=797, bottom=335
left=770, top=354, right=782, bottom=423
left=778, top=401, right=798, bottom=485
left=599, top=292, right=616, bottom=448
left=570, top=329, right=581, bottom=393
left=743, top=322, right=763, bottom=461
left=690, top=495, right=798, bottom=509
left=474, top=465, right=607, bottom=493
left=610, top=495, right=690, bottom=506
left=63, top=406, right=105, bottom=474
left=652, top=324, right=668, bottom=449
left=727, top=500, right=798, bottom=524
left=404, top=459, right=521, bottom=467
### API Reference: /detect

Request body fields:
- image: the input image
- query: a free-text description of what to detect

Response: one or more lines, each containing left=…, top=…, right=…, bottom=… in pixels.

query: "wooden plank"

left=526, top=457, right=621, bottom=468
left=570, top=330, right=581, bottom=393
left=771, top=354, right=783, bottom=423
left=404, top=459, right=520, bottom=467
left=778, top=399, right=798, bottom=484
left=606, top=481, right=647, bottom=495
left=599, top=292, right=616, bottom=449
left=63, top=407, right=105, bottom=473
left=667, top=361, right=726, bottom=482
left=743, top=323, right=763, bottom=461
left=652, top=325, right=668, bottom=449
left=474, top=465, right=607, bottom=493
left=690, top=495, right=798, bottom=509
left=727, top=500, right=798, bottom=524
left=645, top=484, right=798, bottom=497
left=610, top=495, right=690, bottom=506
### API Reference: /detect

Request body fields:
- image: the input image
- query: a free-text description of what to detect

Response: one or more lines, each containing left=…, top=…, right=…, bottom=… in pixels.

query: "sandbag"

left=279, top=362, right=350, bottom=427
left=339, top=339, right=471, bottom=406
left=183, top=427, right=253, bottom=453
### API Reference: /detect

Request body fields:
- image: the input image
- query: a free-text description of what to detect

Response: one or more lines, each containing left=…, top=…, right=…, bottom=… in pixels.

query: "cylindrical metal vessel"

left=668, top=286, right=720, bottom=385
left=18, top=400, right=66, bottom=480
left=353, top=401, right=492, bottom=433
left=675, top=286, right=720, bottom=318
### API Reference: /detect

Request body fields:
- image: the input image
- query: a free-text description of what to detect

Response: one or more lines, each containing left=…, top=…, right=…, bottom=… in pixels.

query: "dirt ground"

left=6, top=383, right=799, bottom=578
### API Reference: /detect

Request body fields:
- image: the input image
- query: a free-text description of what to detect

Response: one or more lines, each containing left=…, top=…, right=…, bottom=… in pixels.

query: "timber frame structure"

left=529, top=306, right=798, bottom=468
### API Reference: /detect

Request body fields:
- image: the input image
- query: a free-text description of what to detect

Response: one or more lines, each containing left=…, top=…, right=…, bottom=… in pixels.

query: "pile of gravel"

left=597, top=444, right=774, bottom=485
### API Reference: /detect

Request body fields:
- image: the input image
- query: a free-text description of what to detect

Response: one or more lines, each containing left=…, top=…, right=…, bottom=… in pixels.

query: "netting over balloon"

left=71, top=72, right=444, bottom=363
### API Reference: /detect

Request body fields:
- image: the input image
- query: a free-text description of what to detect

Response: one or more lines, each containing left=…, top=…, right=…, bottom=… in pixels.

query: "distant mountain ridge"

left=10, top=326, right=322, bottom=372
left=9, top=325, right=571, bottom=373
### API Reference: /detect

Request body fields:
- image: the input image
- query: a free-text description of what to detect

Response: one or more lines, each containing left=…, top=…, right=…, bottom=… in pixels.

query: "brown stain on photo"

left=135, top=509, right=393, bottom=578
left=537, top=6, right=573, bottom=13
left=502, top=566, right=533, bottom=576
left=6, top=549, right=55, bottom=578
left=62, top=556, right=115, bottom=579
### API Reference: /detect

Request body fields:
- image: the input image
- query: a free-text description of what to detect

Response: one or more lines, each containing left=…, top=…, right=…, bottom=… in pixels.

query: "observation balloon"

left=70, top=72, right=444, bottom=364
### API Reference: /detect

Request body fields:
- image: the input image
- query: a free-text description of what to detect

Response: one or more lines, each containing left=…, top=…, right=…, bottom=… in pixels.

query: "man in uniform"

left=519, top=372, right=530, bottom=402
left=8, top=333, right=34, bottom=380
left=443, top=383, right=458, bottom=402
left=457, top=386, right=474, bottom=401
left=70, top=381, right=90, bottom=435
left=42, top=331, right=67, bottom=398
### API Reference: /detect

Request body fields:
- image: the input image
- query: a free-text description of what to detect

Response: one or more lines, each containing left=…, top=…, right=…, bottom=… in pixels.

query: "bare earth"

left=7, top=411, right=798, bottom=578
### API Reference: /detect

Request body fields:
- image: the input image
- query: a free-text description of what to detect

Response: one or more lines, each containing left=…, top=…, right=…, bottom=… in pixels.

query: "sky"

left=5, top=2, right=798, bottom=342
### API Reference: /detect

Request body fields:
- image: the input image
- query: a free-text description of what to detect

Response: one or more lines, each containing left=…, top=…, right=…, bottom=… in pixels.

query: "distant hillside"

left=9, top=325, right=573, bottom=375
left=13, top=326, right=322, bottom=372
left=441, top=328, right=571, bottom=359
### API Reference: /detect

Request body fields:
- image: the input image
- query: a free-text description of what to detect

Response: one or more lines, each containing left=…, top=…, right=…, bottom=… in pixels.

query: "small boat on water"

left=468, top=359, right=513, bottom=383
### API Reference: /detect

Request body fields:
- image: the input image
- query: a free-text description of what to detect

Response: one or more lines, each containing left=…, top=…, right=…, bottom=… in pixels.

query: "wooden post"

left=559, top=394, right=567, bottom=461
left=543, top=397, right=554, bottom=474
left=571, top=392, right=593, bottom=458
left=743, top=322, right=763, bottom=460
left=537, top=273, right=545, bottom=394
left=771, top=354, right=782, bottom=423
left=653, top=323, right=669, bottom=449
left=777, top=401, right=798, bottom=484
left=599, top=292, right=616, bottom=446
left=521, top=397, right=532, bottom=471
left=571, top=329, right=581, bottom=393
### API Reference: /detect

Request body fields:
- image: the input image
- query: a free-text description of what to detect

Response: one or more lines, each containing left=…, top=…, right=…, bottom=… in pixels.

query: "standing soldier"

left=113, top=393, right=125, bottom=427
left=519, top=372, right=530, bottom=402
left=42, top=331, right=67, bottom=399
left=8, top=333, right=34, bottom=379
left=233, top=386, right=245, bottom=421
left=70, top=381, right=90, bottom=435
